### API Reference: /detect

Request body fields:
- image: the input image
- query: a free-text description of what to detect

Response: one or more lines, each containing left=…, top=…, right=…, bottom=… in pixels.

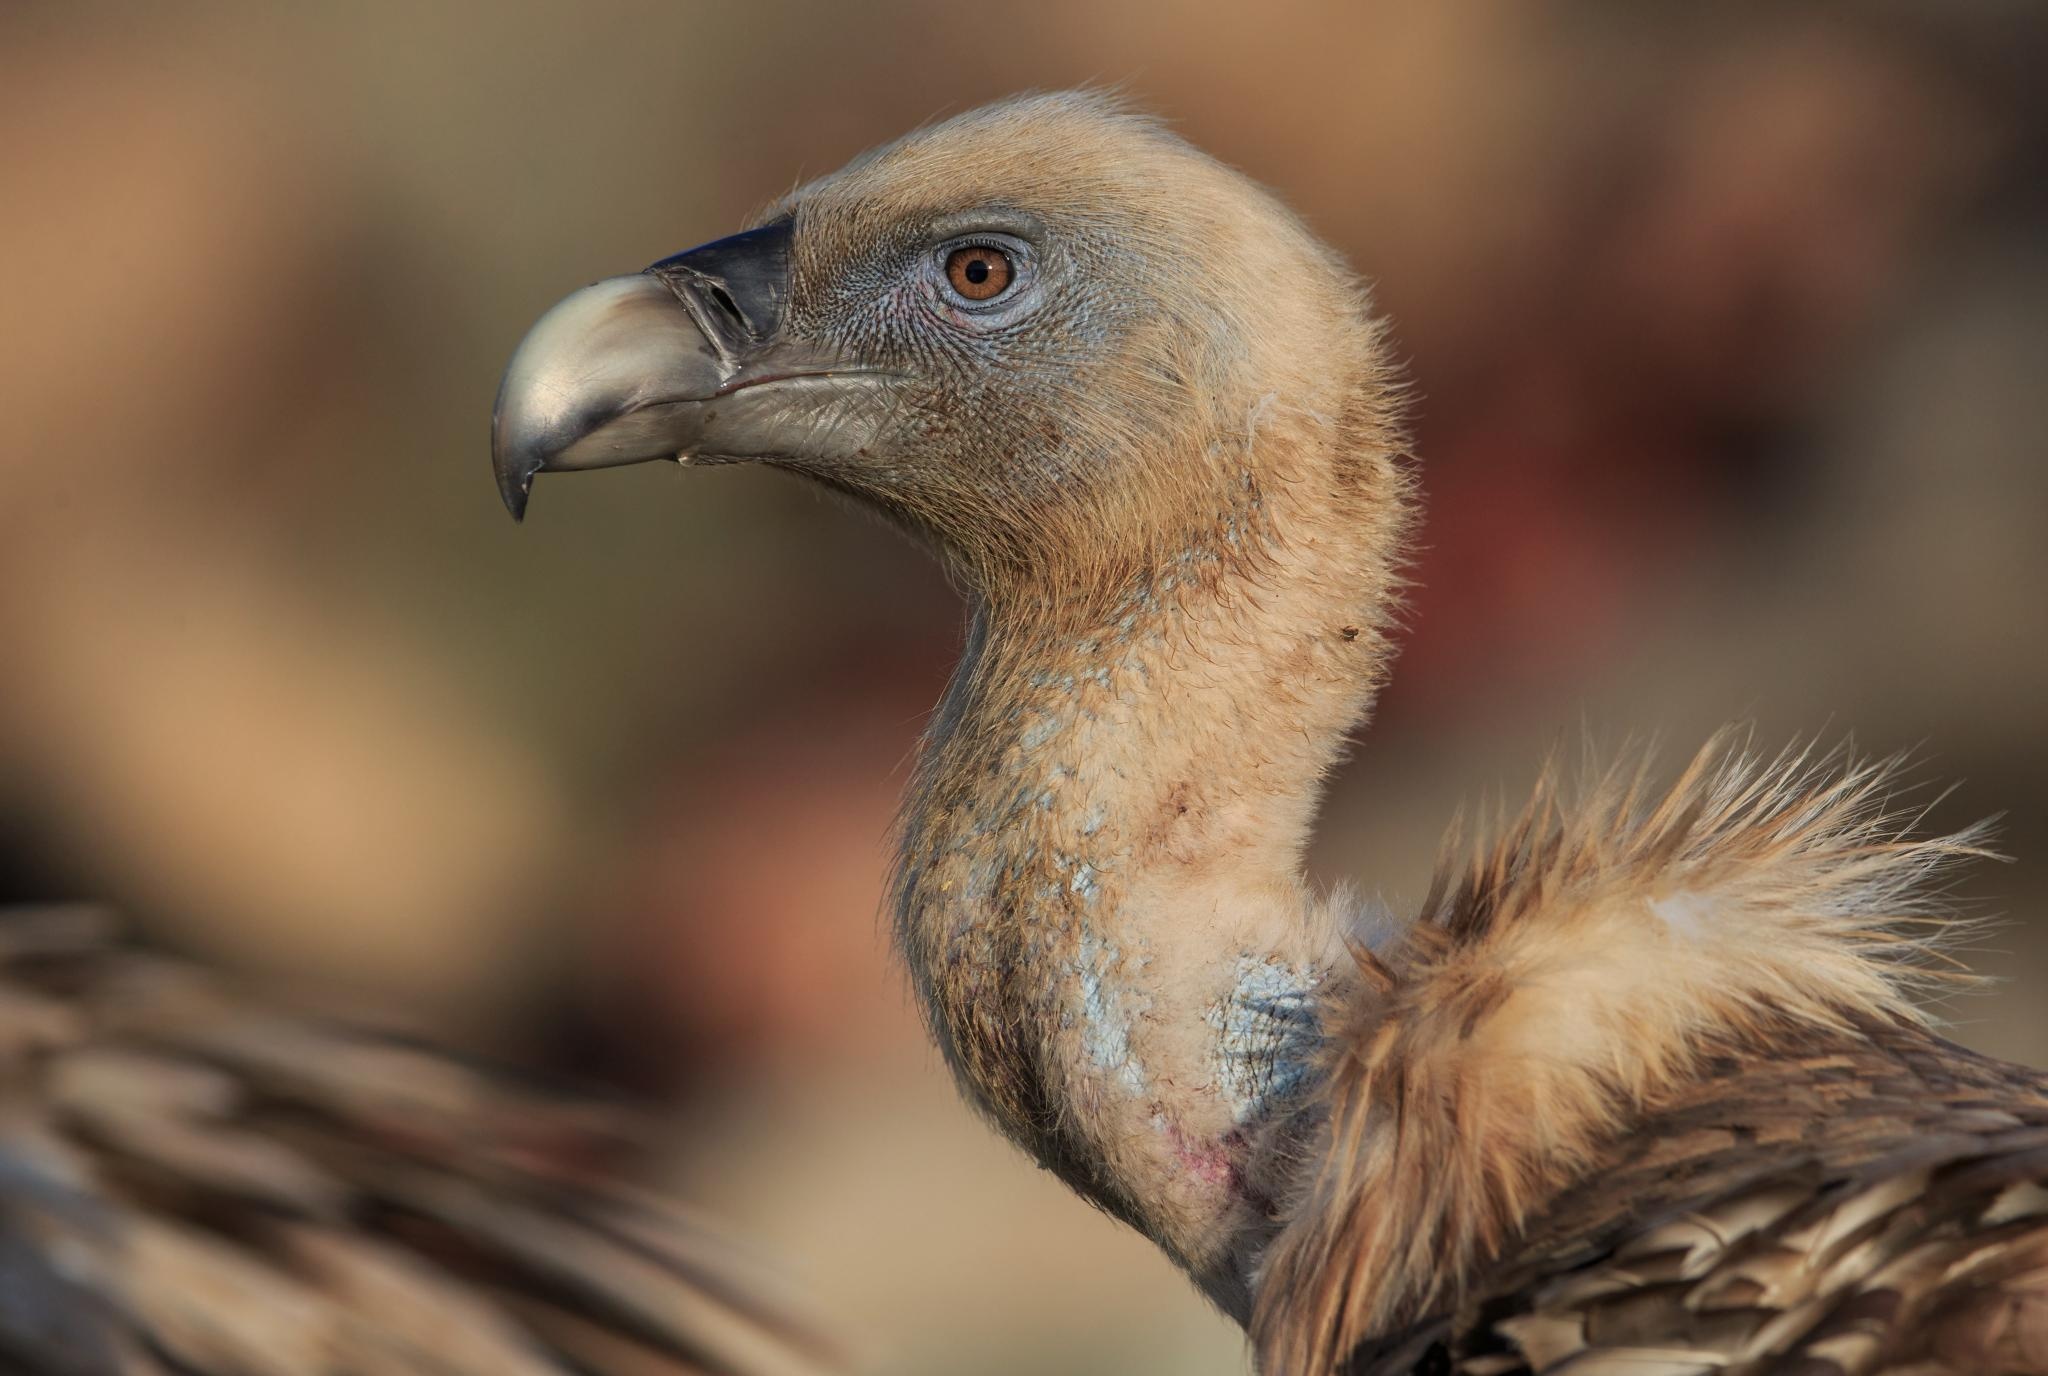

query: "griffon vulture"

left=496, top=93, right=2048, bottom=1374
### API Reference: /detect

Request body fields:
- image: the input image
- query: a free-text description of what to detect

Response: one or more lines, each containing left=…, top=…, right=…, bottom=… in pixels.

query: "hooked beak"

left=491, top=218, right=887, bottom=521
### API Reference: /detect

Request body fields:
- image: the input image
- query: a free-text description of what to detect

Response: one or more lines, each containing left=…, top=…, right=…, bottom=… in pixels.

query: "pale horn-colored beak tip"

left=489, top=272, right=726, bottom=524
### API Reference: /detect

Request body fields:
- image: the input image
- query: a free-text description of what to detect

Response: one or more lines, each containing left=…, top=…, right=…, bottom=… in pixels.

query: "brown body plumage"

left=1260, top=743, right=2048, bottom=1372
left=495, top=92, right=2048, bottom=1372
left=0, top=906, right=840, bottom=1376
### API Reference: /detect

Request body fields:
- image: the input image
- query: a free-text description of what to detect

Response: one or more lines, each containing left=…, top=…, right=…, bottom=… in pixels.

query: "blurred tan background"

left=4, top=3, right=2046, bottom=1372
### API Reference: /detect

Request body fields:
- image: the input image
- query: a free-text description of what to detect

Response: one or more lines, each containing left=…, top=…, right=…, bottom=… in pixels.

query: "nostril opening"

left=706, top=283, right=744, bottom=328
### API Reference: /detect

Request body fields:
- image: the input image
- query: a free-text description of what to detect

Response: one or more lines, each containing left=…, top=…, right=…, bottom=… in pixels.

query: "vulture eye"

left=944, top=244, right=1014, bottom=303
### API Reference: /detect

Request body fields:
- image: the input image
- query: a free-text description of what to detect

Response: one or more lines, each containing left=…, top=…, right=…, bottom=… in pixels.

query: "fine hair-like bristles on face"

left=757, top=92, right=1400, bottom=595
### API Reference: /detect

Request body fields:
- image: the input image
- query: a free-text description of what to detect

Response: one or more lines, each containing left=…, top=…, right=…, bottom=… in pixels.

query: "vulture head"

left=494, top=91, right=1399, bottom=596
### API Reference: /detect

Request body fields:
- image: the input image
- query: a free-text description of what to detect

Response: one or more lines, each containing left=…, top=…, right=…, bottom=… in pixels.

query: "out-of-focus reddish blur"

left=4, top=5, right=2044, bottom=1372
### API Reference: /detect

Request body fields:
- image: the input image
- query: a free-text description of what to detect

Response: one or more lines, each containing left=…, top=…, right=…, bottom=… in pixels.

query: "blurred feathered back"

left=0, top=907, right=842, bottom=1376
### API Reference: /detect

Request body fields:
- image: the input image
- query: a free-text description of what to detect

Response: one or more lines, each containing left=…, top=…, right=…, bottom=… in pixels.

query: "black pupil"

left=964, top=255, right=991, bottom=285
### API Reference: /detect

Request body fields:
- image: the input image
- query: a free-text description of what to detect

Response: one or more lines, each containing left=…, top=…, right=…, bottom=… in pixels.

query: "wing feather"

left=0, top=905, right=844, bottom=1376
left=1251, top=738, right=2048, bottom=1374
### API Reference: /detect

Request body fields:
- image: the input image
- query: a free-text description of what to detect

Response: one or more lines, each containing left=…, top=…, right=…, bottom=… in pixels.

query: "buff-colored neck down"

left=892, top=395, right=1409, bottom=1316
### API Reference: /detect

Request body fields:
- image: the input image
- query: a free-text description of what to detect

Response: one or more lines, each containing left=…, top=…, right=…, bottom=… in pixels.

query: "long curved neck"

left=892, top=403, right=1407, bottom=1316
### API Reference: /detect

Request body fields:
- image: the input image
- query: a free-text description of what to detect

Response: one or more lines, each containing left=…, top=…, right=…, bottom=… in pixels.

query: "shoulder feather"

left=1254, top=733, right=2007, bottom=1373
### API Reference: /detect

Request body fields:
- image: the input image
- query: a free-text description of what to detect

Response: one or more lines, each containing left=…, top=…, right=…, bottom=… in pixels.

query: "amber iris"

left=945, top=245, right=1013, bottom=301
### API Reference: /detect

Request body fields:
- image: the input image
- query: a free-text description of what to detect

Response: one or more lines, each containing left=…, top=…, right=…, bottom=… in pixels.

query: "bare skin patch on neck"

left=1208, top=954, right=1324, bottom=1127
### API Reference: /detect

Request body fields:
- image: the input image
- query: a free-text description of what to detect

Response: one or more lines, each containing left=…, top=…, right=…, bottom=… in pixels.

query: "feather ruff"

left=1253, top=733, right=2010, bottom=1372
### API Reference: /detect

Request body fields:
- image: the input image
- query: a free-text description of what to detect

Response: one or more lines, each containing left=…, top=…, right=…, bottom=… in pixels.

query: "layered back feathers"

left=0, top=907, right=842, bottom=1376
left=1254, top=736, right=2016, bottom=1372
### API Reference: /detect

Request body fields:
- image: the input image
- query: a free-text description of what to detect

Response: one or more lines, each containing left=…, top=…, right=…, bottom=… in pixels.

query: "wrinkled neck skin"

left=894, top=400, right=1402, bottom=1319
